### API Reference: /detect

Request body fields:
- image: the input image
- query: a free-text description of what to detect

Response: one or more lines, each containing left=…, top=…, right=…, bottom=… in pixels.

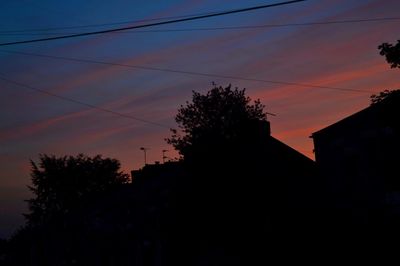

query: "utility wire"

left=0, top=0, right=306, bottom=46
left=0, top=73, right=172, bottom=129
left=0, top=9, right=226, bottom=33
left=0, top=49, right=372, bottom=94
left=1, top=17, right=398, bottom=36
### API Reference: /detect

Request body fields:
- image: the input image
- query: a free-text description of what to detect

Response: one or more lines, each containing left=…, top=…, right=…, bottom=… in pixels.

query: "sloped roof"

left=311, top=95, right=400, bottom=138
left=269, top=136, right=314, bottom=164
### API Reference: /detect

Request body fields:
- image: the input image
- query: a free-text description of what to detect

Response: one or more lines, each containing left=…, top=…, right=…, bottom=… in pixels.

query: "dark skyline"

left=0, top=0, right=399, bottom=238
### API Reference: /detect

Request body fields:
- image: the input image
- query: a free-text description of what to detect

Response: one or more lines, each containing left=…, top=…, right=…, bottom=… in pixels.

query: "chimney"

left=262, top=120, right=271, bottom=136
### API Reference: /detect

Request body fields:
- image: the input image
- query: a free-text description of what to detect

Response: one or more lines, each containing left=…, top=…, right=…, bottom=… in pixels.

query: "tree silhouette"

left=165, top=84, right=273, bottom=251
left=25, top=154, right=129, bottom=226
left=378, top=40, right=400, bottom=68
left=166, top=84, right=267, bottom=161
left=370, top=89, right=400, bottom=105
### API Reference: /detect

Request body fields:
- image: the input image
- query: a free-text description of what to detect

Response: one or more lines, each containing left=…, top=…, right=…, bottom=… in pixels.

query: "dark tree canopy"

left=378, top=40, right=400, bottom=68
left=370, top=89, right=400, bottom=105
left=26, top=154, right=129, bottom=226
left=167, top=84, right=267, bottom=159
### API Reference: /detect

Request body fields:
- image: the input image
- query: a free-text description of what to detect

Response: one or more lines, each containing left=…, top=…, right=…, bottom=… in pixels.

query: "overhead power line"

left=0, top=49, right=372, bottom=94
left=0, top=0, right=306, bottom=46
left=1, top=17, right=398, bottom=36
left=0, top=73, right=172, bottom=129
left=0, top=9, right=226, bottom=33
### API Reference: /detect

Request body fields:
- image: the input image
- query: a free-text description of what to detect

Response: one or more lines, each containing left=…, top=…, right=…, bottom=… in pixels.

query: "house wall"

left=313, top=101, right=400, bottom=225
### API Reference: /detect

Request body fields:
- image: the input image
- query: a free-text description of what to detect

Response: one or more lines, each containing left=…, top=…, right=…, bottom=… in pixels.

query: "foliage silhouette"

left=166, top=84, right=267, bottom=161
left=378, top=40, right=400, bottom=68
left=370, top=89, right=400, bottom=105
left=25, top=154, right=129, bottom=226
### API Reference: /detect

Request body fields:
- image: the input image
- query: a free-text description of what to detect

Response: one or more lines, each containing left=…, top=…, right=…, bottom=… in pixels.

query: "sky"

left=0, top=0, right=399, bottom=238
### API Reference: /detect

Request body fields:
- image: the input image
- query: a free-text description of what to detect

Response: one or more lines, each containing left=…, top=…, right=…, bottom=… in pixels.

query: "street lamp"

left=140, top=147, right=149, bottom=165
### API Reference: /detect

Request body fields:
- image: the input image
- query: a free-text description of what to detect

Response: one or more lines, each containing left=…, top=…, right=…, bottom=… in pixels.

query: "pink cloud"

left=0, top=109, right=93, bottom=141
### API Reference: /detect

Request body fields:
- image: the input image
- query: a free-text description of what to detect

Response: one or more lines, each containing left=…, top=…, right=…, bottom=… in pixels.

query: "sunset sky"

left=0, top=0, right=399, bottom=238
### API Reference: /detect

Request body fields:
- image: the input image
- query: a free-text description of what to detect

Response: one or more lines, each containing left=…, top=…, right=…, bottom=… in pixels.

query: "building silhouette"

left=311, top=94, right=400, bottom=226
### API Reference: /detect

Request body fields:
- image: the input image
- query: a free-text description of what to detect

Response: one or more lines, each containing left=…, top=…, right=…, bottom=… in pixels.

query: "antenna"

left=265, top=111, right=277, bottom=122
left=162, top=149, right=169, bottom=163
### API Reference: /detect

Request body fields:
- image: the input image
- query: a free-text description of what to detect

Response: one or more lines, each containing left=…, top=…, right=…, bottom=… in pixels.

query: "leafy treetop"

left=26, top=154, right=129, bottom=226
left=378, top=40, right=400, bottom=68
left=167, top=84, right=267, bottom=159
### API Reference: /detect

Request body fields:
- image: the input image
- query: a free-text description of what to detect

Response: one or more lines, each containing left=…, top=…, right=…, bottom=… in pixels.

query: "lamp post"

left=162, top=150, right=168, bottom=163
left=140, top=147, right=148, bottom=165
